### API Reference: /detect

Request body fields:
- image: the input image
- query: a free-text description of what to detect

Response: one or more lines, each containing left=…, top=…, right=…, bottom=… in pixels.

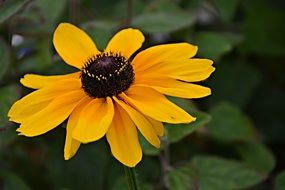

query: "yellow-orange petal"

left=17, top=90, right=86, bottom=137
left=21, top=72, right=80, bottom=89
left=105, top=28, right=144, bottom=60
left=53, top=23, right=100, bottom=69
left=106, top=103, right=142, bottom=167
left=72, top=97, right=114, bottom=143
left=134, top=77, right=211, bottom=99
left=114, top=97, right=160, bottom=148
left=9, top=78, right=81, bottom=123
left=120, top=86, right=195, bottom=124
left=132, top=43, right=198, bottom=72
left=64, top=96, right=92, bottom=160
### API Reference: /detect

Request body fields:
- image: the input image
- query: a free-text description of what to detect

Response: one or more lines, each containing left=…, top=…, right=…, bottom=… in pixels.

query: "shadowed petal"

left=120, top=86, right=195, bottom=124
left=106, top=103, right=142, bottom=167
left=17, top=90, right=86, bottom=137
left=72, top=97, right=114, bottom=143
left=64, top=96, right=92, bottom=160
left=114, top=97, right=160, bottom=148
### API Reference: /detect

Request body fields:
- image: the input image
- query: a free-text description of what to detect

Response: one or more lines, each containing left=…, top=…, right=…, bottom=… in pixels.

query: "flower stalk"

left=124, top=165, right=139, bottom=190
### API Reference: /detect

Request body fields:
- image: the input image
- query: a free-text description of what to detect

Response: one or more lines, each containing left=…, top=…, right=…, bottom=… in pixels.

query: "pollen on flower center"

left=80, top=52, right=135, bottom=98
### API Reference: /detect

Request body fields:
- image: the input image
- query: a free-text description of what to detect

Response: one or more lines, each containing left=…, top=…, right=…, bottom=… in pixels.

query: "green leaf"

left=0, top=38, right=10, bottom=80
left=275, top=171, right=285, bottom=190
left=165, top=97, right=211, bottom=143
left=36, top=0, right=66, bottom=25
left=208, top=102, right=257, bottom=142
left=139, top=134, right=162, bottom=156
left=0, top=171, right=31, bottom=190
left=236, top=143, right=275, bottom=173
left=0, top=85, right=19, bottom=146
left=166, top=111, right=211, bottom=143
left=193, top=32, right=232, bottom=61
left=0, top=0, right=29, bottom=24
left=169, top=163, right=198, bottom=190
left=213, top=0, right=239, bottom=22
left=81, top=20, right=118, bottom=50
left=0, top=85, right=20, bottom=127
left=191, top=156, right=263, bottom=190
left=132, top=11, right=195, bottom=34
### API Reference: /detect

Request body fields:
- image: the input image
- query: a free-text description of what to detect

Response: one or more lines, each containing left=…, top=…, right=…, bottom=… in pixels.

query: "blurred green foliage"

left=0, top=0, right=285, bottom=189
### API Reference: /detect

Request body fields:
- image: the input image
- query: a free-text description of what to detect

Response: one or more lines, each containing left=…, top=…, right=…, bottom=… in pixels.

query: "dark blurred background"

left=0, top=0, right=285, bottom=189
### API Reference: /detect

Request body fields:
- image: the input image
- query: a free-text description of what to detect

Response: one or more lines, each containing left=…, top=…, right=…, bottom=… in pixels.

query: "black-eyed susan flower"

left=8, top=23, right=214, bottom=167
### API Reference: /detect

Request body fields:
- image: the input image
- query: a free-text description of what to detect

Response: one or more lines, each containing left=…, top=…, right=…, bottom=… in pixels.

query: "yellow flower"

left=8, top=23, right=214, bottom=167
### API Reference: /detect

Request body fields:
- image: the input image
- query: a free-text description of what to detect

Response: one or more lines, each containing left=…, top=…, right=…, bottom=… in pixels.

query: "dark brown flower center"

left=80, top=52, right=134, bottom=98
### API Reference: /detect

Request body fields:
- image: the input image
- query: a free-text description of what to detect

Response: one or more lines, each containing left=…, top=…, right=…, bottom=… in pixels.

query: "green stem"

left=123, top=165, right=139, bottom=190
left=125, top=0, right=133, bottom=26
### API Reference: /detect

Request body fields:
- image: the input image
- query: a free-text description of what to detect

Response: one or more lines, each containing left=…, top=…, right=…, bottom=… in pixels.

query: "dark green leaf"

left=242, top=0, right=285, bottom=56
left=191, top=156, right=263, bottom=190
left=194, top=32, right=232, bottom=60
left=0, top=171, right=31, bottom=190
left=208, top=102, right=257, bottom=142
left=236, top=143, right=275, bottom=173
left=213, top=0, right=239, bottom=22
left=166, top=111, right=211, bottom=143
left=46, top=141, right=110, bottom=190
left=275, top=171, right=285, bottom=190
left=169, top=163, right=198, bottom=190
left=132, top=11, right=195, bottom=34
left=0, top=38, right=10, bottom=80
left=0, top=125, right=17, bottom=147
left=207, top=63, right=262, bottom=108
left=0, top=0, right=29, bottom=24
left=81, top=20, right=118, bottom=50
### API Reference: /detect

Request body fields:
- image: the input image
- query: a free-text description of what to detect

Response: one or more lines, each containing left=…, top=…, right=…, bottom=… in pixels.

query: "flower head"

left=8, top=23, right=215, bottom=167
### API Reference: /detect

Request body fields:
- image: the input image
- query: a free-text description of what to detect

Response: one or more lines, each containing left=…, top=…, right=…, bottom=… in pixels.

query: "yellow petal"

left=64, top=97, right=92, bottom=160
left=17, top=90, right=86, bottom=137
left=134, top=77, right=211, bottom=99
left=120, top=86, right=195, bottom=124
left=53, top=23, right=100, bottom=69
left=21, top=72, right=80, bottom=89
left=73, top=97, right=114, bottom=143
left=146, top=116, right=164, bottom=137
left=9, top=79, right=81, bottom=123
left=114, top=97, right=160, bottom=148
left=132, top=43, right=198, bottom=72
left=106, top=103, right=142, bottom=167
left=174, top=66, right=215, bottom=82
left=105, top=28, right=144, bottom=60
left=135, top=58, right=213, bottom=75
left=135, top=58, right=215, bottom=82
